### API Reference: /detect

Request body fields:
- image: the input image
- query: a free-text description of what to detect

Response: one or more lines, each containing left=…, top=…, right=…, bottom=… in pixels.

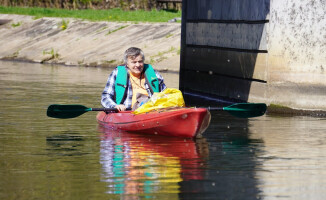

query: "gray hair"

left=123, top=47, right=145, bottom=65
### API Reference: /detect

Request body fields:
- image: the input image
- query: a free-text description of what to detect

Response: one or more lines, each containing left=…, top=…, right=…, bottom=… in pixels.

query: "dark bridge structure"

left=180, top=0, right=269, bottom=105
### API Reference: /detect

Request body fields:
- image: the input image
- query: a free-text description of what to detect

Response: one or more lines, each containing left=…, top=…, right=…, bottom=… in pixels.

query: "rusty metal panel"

left=186, top=22, right=268, bottom=50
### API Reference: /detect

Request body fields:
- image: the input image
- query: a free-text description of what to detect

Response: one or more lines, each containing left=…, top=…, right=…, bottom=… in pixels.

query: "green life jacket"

left=115, top=64, right=159, bottom=104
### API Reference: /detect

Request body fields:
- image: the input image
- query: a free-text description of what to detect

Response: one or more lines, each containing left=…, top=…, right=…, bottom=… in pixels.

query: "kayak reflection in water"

left=99, top=128, right=209, bottom=197
left=101, top=47, right=167, bottom=111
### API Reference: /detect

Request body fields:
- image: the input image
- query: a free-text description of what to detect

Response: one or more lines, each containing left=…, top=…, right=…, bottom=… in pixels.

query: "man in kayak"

left=101, top=47, right=167, bottom=111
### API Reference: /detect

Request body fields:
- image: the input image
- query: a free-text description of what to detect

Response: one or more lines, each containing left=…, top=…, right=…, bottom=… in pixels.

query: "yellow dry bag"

left=133, top=88, right=185, bottom=115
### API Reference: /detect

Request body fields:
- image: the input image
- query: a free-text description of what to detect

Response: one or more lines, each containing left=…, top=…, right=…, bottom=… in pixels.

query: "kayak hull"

left=96, top=108, right=211, bottom=138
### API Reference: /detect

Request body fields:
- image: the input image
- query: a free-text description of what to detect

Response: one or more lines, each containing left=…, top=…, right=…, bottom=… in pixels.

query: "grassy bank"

left=0, top=6, right=181, bottom=22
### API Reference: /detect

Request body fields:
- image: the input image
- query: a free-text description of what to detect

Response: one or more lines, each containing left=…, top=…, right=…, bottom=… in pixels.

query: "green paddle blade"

left=223, top=103, right=267, bottom=118
left=47, top=104, right=92, bottom=119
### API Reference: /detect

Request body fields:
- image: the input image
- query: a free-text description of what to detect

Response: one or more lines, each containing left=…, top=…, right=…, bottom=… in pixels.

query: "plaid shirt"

left=101, top=65, right=167, bottom=109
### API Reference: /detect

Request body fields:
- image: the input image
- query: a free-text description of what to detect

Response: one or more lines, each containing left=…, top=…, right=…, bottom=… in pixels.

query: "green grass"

left=11, top=21, right=22, bottom=27
left=60, top=19, right=69, bottom=30
left=105, top=25, right=129, bottom=35
left=0, top=6, right=181, bottom=23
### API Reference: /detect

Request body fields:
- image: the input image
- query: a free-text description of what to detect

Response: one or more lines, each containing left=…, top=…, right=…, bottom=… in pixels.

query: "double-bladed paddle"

left=207, top=103, right=267, bottom=118
left=47, top=104, right=119, bottom=119
left=47, top=103, right=267, bottom=119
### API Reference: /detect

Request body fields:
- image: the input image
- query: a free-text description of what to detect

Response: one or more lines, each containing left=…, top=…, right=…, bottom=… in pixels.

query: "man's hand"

left=115, top=104, right=127, bottom=111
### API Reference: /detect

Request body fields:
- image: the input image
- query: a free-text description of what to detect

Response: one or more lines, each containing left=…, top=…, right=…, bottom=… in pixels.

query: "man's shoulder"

left=112, top=65, right=126, bottom=73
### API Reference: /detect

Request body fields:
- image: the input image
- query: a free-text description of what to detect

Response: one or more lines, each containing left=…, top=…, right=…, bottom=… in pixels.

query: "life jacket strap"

left=115, top=66, right=128, bottom=105
left=144, top=64, right=160, bottom=93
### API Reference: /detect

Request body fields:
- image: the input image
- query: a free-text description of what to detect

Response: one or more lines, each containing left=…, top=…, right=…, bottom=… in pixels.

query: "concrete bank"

left=0, top=14, right=181, bottom=72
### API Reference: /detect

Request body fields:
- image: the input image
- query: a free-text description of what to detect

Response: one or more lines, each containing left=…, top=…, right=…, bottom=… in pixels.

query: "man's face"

left=127, top=55, right=144, bottom=77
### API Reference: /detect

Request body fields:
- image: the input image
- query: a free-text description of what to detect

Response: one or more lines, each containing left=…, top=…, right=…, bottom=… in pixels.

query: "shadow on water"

left=46, top=132, right=86, bottom=156
left=179, top=111, right=263, bottom=199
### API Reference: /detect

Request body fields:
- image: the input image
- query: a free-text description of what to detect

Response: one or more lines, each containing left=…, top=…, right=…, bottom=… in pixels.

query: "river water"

left=1, top=60, right=326, bottom=200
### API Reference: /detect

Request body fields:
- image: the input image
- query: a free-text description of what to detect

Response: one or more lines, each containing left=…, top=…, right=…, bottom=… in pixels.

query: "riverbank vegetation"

left=0, top=6, right=181, bottom=22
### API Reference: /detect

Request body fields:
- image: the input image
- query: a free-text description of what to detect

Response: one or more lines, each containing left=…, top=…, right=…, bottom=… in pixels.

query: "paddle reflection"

left=98, top=127, right=209, bottom=197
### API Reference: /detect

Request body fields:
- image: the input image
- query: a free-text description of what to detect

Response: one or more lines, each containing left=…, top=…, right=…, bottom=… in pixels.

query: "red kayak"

left=96, top=107, right=211, bottom=138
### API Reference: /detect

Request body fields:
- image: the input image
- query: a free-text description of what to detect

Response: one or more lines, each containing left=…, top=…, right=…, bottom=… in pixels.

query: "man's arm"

left=101, top=68, right=118, bottom=108
left=155, top=70, right=167, bottom=92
